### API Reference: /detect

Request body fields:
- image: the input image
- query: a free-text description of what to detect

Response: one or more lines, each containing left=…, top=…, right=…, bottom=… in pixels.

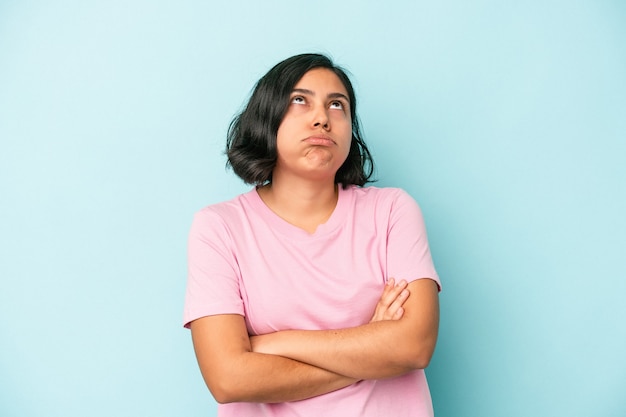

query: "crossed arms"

left=189, top=277, right=439, bottom=404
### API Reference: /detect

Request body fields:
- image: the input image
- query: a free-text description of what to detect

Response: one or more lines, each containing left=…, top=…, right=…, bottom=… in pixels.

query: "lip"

left=303, top=135, right=336, bottom=146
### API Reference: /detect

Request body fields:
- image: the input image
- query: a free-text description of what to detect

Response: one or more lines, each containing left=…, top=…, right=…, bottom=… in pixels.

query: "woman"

left=183, top=53, right=441, bottom=416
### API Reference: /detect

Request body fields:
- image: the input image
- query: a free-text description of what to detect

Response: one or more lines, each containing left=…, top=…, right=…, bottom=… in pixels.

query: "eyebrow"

left=292, top=88, right=350, bottom=103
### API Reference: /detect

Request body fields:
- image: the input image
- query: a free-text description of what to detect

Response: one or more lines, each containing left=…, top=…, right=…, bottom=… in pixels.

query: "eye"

left=329, top=100, right=344, bottom=110
left=291, top=95, right=306, bottom=105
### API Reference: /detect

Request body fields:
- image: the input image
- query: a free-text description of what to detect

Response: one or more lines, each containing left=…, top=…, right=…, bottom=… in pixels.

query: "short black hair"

left=226, top=53, right=374, bottom=187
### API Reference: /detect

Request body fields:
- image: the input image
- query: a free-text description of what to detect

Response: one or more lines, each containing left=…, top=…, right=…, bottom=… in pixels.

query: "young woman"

left=183, top=53, right=441, bottom=416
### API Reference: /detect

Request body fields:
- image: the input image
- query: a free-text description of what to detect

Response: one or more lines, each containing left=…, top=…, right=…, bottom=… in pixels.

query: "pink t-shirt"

left=184, top=185, right=440, bottom=417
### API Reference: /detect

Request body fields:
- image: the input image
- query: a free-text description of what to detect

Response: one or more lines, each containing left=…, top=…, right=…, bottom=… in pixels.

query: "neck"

left=257, top=176, right=339, bottom=233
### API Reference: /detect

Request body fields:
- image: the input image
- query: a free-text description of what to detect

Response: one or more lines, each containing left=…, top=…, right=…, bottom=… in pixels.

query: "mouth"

left=303, top=135, right=336, bottom=146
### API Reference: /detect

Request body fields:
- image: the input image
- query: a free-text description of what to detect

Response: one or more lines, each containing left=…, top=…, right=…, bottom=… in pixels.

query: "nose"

left=312, top=105, right=330, bottom=130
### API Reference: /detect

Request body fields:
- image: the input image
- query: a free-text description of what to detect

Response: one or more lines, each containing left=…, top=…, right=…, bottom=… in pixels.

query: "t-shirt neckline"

left=245, top=184, right=352, bottom=239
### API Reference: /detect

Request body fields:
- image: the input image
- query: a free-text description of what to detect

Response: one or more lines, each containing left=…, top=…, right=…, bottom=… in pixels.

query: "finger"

left=379, top=278, right=396, bottom=302
left=370, top=279, right=409, bottom=322
left=379, top=288, right=409, bottom=321
left=379, top=279, right=407, bottom=308
left=373, top=280, right=396, bottom=312
left=387, top=288, right=410, bottom=318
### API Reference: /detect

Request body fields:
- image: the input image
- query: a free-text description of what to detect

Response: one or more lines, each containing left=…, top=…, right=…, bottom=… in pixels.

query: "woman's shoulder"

left=192, top=189, right=258, bottom=225
left=347, top=184, right=415, bottom=204
left=345, top=186, right=423, bottom=221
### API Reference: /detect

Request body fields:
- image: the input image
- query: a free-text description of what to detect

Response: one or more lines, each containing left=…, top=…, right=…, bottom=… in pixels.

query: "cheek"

left=331, top=113, right=351, bottom=132
left=343, top=138, right=353, bottom=156
left=276, top=119, right=294, bottom=145
left=341, top=124, right=353, bottom=149
left=275, top=124, right=299, bottom=160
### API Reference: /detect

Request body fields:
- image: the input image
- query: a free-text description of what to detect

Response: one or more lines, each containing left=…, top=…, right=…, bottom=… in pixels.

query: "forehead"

left=293, top=68, right=349, bottom=96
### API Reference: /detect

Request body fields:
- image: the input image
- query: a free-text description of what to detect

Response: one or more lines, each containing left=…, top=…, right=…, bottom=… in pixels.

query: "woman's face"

left=274, top=68, right=352, bottom=183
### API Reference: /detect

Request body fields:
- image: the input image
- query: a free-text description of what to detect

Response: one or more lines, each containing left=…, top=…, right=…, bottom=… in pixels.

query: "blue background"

left=1, top=1, right=624, bottom=416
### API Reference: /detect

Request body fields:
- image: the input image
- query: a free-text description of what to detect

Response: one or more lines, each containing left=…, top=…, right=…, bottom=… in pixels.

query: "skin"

left=275, top=68, right=353, bottom=182
left=190, top=68, right=440, bottom=404
left=249, top=279, right=439, bottom=380
left=257, top=68, right=353, bottom=234
left=191, top=278, right=414, bottom=404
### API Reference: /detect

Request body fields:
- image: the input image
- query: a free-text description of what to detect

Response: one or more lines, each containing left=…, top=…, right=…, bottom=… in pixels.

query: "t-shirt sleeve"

left=386, top=189, right=441, bottom=291
left=183, top=208, right=244, bottom=328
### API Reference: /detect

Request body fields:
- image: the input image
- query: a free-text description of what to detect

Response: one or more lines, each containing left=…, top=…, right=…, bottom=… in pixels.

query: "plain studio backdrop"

left=1, top=1, right=624, bottom=416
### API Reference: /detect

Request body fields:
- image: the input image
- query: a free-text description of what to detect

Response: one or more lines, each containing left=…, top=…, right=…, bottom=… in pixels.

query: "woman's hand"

left=252, top=278, right=410, bottom=356
left=249, top=278, right=438, bottom=380
left=369, top=278, right=410, bottom=322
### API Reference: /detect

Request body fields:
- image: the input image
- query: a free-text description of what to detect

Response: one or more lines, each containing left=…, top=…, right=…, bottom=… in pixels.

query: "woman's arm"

left=190, top=278, right=410, bottom=404
left=190, top=314, right=356, bottom=404
left=250, top=278, right=439, bottom=380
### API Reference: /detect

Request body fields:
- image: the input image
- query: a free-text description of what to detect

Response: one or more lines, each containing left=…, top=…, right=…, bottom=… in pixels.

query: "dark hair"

left=226, top=53, right=374, bottom=187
